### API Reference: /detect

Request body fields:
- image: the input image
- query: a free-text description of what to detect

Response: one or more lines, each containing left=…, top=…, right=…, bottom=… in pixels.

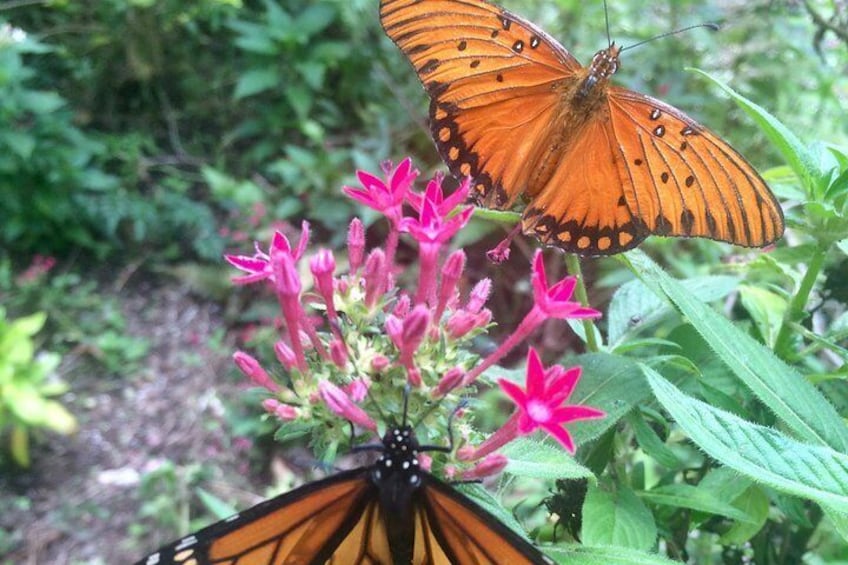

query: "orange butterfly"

left=380, top=0, right=784, bottom=255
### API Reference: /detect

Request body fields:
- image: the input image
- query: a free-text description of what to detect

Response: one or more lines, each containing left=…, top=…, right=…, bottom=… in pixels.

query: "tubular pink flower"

left=347, top=218, right=365, bottom=273
left=363, top=248, right=387, bottom=308
left=498, top=348, right=605, bottom=453
left=345, top=378, right=370, bottom=402
left=271, top=247, right=307, bottom=371
left=466, top=279, right=492, bottom=313
left=330, top=338, right=348, bottom=368
left=371, top=355, right=390, bottom=372
left=310, top=249, right=338, bottom=321
left=433, top=250, right=466, bottom=325
left=318, top=380, right=377, bottom=431
left=233, top=351, right=280, bottom=393
left=274, top=340, right=297, bottom=371
left=400, top=305, right=430, bottom=366
left=343, top=157, right=417, bottom=226
left=434, top=366, right=465, bottom=397
left=461, top=251, right=601, bottom=386
left=445, top=309, right=491, bottom=340
left=262, top=398, right=298, bottom=421
left=458, top=415, right=520, bottom=461
left=406, top=173, right=472, bottom=216
left=225, top=222, right=310, bottom=285
left=461, top=454, right=509, bottom=480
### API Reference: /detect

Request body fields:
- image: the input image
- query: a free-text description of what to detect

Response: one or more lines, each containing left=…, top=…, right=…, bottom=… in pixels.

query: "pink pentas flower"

left=530, top=250, right=600, bottom=320
left=406, top=172, right=471, bottom=215
left=342, top=157, right=417, bottom=225
left=318, top=380, right=377, bottom=431
left=399, top=193, right=474, bottom=247
left=226, top=221, right=310, bottom=285
left=499, top=348, right=605, bottom=453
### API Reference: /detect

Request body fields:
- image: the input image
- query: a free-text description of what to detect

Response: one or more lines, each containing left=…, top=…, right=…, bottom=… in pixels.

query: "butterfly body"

left=136, top=425, right=550, bottom=564
left=381, top=0, right=784, bottom=255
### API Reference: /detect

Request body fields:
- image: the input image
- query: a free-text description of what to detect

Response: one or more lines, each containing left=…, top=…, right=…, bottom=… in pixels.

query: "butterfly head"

left=373, top=425, right=422, bottom=487
left=589, top=43, right=622, bottom=81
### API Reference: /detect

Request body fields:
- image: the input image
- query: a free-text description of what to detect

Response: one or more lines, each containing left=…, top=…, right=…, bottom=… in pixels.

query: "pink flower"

left=462, top=251, right=600, bottom=386
left=318, top=380, right=377, bottom=431
left=342, top=158, right=417, bottom=226
left=310, top=249, right=337, bottom=321
left=499, top=348, right=604, bottom=453
left=461, top=454, right=509, bottom=480
left=262, top=398, right=298, bottom=421
left=225, top=222, right=310, bottom=285
left=399, top=187, right=474, bottom=247
left=406, top=171, right=471, bottom=216
left=233, top=351, right=280, bottom=393
left=347, top=218, right=366, bottom=273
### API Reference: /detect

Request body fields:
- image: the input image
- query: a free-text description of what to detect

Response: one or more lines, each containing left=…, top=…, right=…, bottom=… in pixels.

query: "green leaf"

left=718, top=486, right=770, bottom=544
left=582, top=483, right=657, bottom=551
left=502, top=437, right=595, bottom=480
left=196, top=487, right=238, bottom=519
left=737, top=285, right=787, bottom=348
left=689, top=68, right=823, bottom=195
left=626, top=249, right=848, bottom=452
left=638, top=484, right=757, bottom=523
left=645, top=367, right=848, bottom=512
left=41, top=400, right=77, bottom=434
left=233, top=68, right=280, bottom=99
left=607, top=276, right=739, bottom=346
left=19, top=90, right=65, bottom=114
left=10, top=425, right=29, bottom=467
left=565, top=353, right=650, bottom=446
left=294, top=4, right=336, bottom=37
left=544, top=544, right=680, bottom=565
left=627, top=411, right=683, bottom=469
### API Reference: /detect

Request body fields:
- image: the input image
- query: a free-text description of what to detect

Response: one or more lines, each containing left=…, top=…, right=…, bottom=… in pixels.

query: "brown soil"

left=0, top=282, right=258, bottom=565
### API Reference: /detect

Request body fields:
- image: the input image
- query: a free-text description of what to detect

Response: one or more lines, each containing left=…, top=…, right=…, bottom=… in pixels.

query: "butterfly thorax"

left=578, top=43, right=621, bottom=99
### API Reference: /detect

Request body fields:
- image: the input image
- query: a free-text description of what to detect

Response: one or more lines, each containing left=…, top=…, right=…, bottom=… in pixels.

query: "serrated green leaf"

left=645, top=367, right=848, bottom=512
left=737, top=285, right=787, bottom=348
left=502, top=437, right=595, bottom=480
left=627, top=411, right=682, bottom=469
left=544, top=544, right=681, bottom=565
left=273, top=421, right=312, bottom=443
left=608, top=276, right=739, bottom=346
left=638, top=484, right=757, bottom=523
left=689, top=68, right=823, bottom=195
left=582, top=483, right=657, bottom=551
left=626, top=249, right=848, bottom=452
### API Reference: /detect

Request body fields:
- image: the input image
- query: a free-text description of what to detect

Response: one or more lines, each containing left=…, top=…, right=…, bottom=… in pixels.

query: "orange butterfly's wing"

left=134, top=469, right=379, bottom=565
left=605, top=88, right=784, bottom=247
left=380, top=0, right=580, bottom=208
left=415, top=477, right=552, bottom=565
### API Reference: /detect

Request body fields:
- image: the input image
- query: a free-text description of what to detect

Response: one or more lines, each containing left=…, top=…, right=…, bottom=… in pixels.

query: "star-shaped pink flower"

left=342, top=157, right=417, bottom=225
left=498, top=348, right=605, bottom=453
left=225, top=221, right=310, bottom=285
left=531, top=250, right=601, bottom=320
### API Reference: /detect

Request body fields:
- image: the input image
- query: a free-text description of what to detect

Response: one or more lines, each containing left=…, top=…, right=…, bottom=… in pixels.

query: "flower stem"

left=774, top=244, right=827, bottom=359
left=564, top=253, right=599, bottom=352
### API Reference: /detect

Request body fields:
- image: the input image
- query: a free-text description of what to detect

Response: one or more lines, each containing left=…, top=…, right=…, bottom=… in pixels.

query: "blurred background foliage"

left=1, top=0, right=847, bottom=562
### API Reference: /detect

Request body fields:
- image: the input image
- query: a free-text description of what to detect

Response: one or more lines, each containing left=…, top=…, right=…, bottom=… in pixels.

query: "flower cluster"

left=226, top=157, right=605, bottom=477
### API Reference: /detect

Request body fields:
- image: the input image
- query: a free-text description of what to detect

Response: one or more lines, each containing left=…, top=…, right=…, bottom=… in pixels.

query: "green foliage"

left=0, top=307, right=76, bottom=467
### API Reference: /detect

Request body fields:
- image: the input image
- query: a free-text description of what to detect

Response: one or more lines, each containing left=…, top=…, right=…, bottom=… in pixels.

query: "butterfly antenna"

left=620, top=23, right=719, bottom=52
left=603, top=0, right=612, bottom=48
left=402, top=384, right=411, bottom=426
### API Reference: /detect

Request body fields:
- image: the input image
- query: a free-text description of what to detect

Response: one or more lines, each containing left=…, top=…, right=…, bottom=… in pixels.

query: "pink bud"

left=467, top=279, right=492, bottom=313
left=262, top=398, right=298, bottom=421
left=330, top=339, right=348, bottom=368
left=433, top=250, right=465, bottom=325
left=407, top=367, right=422, bottom=387
left=385, top=314, right=403, bottom=349
left=435, top=367, right=465, bottom=397
left=347, top=218, right=365, bottom=273
left=445, top=310, right=477, bottom=340
left=461, top=454, right=508, bottom=480
left=363, top=248, right=386, bottom=307
left=371, top=355, right=390, bottom=372
left=344, top=377, right=370, bottom=402
left=274, top=341, right=297, bottom=371
left=393, top=294, right=411, bottom=318
left=401, top=305, right=430, bottom=355
left=418, top=453, right=433, bottom=471
left=457, top=445, right=476, bottom=461
left=271, top=247, right=301, bottom=297
left=233, top=351, right=280, bottom=393
left=318, top=380, right=377, bottom=431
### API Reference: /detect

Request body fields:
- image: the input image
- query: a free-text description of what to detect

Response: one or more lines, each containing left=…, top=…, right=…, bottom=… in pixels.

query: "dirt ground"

left=0, top=282, right=259, bottom=565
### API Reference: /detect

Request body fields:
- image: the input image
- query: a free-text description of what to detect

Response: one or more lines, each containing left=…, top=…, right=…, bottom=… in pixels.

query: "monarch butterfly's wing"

left=380, top=0, right=580, bottom=208
left=134, top=469, right=385, bottom=565
left=413, top=476, right=552, bottom=565
left=606, top=87, right=784, bottom=247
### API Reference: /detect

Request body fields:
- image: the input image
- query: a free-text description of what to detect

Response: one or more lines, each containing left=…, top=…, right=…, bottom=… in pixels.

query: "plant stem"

left=564, top=253, right=600, bottom=352
left=774, top=244, right=827, bottom=358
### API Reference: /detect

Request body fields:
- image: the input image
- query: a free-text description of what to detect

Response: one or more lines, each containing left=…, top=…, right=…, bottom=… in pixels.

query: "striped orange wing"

left=380, top=0, right=581, bottom=208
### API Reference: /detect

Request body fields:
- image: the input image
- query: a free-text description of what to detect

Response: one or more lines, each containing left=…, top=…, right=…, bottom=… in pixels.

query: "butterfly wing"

left=380, top=0, right=581, bottom=208
left=605, top=87, right=784, bottom=247
left=413, top=475, right=552, bottom=565
left=134, top=468, right=384, bottom=565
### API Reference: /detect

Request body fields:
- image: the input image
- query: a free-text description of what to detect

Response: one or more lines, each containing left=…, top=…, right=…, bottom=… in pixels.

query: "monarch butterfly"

left=134, top=424, right=552, bottom=564
left=380, top=0, right=785, bottom=255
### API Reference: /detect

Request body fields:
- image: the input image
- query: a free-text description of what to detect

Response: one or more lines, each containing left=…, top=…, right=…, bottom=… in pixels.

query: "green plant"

left=0, top=308, right=76, bottom=467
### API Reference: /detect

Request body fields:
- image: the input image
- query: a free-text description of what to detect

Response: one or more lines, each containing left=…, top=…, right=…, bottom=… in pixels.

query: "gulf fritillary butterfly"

left=380, top=0, right=785, bottom=255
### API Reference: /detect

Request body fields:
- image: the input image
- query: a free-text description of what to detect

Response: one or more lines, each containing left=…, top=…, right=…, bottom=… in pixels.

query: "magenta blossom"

left=225, top=222, right=310, bottom=285
left=462, top=251, right=601, bottom=386
left=406, top=171, right=471, bottom=216
left=318, top=380, right=377, bottom=431
left=460, top=348, right=604, bottom=459
left=500, top=348, right=604, bottom=453
left=342, top=157, right=417, bottom=226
